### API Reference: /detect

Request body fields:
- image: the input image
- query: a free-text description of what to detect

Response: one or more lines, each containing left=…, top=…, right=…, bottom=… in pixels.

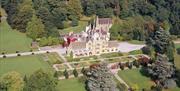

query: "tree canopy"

left=0, top=71, right=24, bottom=91
left=24, top=69, right=57, bottom=91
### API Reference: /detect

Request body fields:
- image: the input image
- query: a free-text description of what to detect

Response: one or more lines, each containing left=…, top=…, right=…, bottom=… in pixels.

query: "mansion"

left=63, top=17, right=119, bottom=58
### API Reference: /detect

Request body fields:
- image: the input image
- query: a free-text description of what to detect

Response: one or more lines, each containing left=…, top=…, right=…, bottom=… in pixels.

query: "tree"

left=146, top=27, right=175, bottom=62
left=82, top=0, right=96, bottom=16
left=0, top=71, right=24, bottom=91
left=73, top=68, right=78, bottom=77
left=54, top=71, right=59, bottom=78
left=26, top=15, right=45, bottom=40
left=12, top=0, right=33, bottom=32
left=141, top=46, right=152, bottom=56
left=71, top=18, right=79, bottom=27
left=86, top=62, right=117, bottom=91
left=68, top=0, right=83, bottom=18
left=63, top=69, right=69, bottom=79
left=148, top=54, right=176, bottom=88
left=1, top=0, right=21, bottom=28
left=96, top=8, right=113, bottom=18
left=24, top=69, right=57, bottom=91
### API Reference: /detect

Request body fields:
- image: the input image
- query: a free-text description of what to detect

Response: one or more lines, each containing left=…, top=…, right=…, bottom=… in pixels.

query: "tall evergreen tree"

left=146, top=27, right=175, bottom=62
left=73, top=68, right=78, bottom=77
left=86, top=62, right=117, bottom=91
left=148, top=54, right=176, bottom=88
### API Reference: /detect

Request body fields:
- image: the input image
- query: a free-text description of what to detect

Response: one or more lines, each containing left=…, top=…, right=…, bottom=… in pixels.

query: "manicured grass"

left=129, top=50, right=142, bottom=55
left=174, top=53, right=180, bottom=69
left=0, top=55, right=54, bottom=76
left=57, top=78, right=85, bottom=91
left=175, top=43, right=180, bottom=48
left=100, top=52, right=123, bottom=58
left=0, top=20, right=32, bottom=53
left=118, top=69, right=154, bottom=90
left=175, top=44, right=180, bottom=69
left=59, top=21, right=88, bottom=34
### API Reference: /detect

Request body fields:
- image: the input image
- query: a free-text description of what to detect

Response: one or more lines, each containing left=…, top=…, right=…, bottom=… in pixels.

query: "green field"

left=59, top=21, right=88, bottom=34
left=118, top=69, right=154, bottom=90
left=0, top=20, right=32, bottom=53
left=57, top=78, right=85, bottom=91
left=118, top=69, right=180, bottom=91
left=0, top=55, right=54, bottom=76
left=175, top=43, right=180, bottom=69
left=175, top=43, right=180, bottom=48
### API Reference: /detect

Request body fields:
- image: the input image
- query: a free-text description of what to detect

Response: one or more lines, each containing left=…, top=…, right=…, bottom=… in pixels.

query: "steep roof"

left=69, top=41, right=86, bottom=50
left=108, top=41, right=119, bottom=48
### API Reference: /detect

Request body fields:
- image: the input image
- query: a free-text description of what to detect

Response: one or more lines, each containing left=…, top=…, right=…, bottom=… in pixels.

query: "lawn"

left=59, top=21, right=88, bottom=34
left=175, top=43, right=180, bottom=48
left=129, top=50, right=142, bottom=55
left=118, top=69, right=154, bottom=90
left=0, top=19, right=32, bottom=53
left=57, top=78, right=86, bottom=91
left=0, top=55, right=54, bottom=76
left=100, top=52, right=123, bottom=58
left=175, top=43, right=180, bottom=69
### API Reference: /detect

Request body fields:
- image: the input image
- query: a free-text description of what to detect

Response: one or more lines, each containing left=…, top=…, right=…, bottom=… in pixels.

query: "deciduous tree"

left=26, top=15, right=45, bottom=40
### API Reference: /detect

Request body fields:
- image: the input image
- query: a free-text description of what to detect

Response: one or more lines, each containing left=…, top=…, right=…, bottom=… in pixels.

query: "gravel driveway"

left=118, top=42, right=145, bottom=53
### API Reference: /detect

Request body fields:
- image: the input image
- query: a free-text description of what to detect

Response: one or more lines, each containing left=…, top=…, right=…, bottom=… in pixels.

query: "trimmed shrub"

left=128, top=62, right=133, bottom=69
left=133, top=60, right=140, bottom=68
left=63, top=69, right=69, bottom=79
left=1, top=52, right=5, bottom=55
left=141, top=46, right=151, bottom=55
left=16, top=51, right=19, bottom=53
left=73, top=68, right=78, bottom=77
left=46, top=51, right=49, bottom=53
left=3, top=55, right=6, bottom=58
left=17, top=54, right=21, bottom=56
left=32, top=52, right=34, bottom=55
left=119, top=63, right=125, bottom=70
